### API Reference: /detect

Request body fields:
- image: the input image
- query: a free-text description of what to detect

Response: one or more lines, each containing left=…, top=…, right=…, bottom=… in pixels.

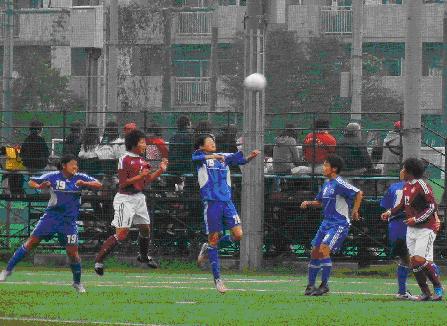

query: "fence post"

left=62, top=110, right=67, bottom=144
left=143, top=110, right=148, bottom=133
left=444, top=138, right=447, bottom=225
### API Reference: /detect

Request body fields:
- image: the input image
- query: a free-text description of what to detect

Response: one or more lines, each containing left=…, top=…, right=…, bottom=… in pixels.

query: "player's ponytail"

left=57, top=154, right=77, bottom=170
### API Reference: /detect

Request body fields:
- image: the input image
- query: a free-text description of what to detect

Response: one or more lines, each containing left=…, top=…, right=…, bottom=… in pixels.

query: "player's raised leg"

left=95, top=227, right=128, bottom=276
left=0, top=235, right=41, bottom=281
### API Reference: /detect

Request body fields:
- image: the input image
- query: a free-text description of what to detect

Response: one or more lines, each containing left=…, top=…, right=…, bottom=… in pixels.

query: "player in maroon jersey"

left=94, top=130, right=168, bottom=276
left=381, top=158, right=443, bottom=301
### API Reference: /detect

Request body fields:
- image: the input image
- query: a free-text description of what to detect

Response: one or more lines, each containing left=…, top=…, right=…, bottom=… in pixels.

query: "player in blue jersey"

left=380, top=178, right=412, bottom=299
left=0, top=154, right=102, bottom=293
left=300, top=154, right=363, bottom=296
left=193, top=134, right=260, bottom=293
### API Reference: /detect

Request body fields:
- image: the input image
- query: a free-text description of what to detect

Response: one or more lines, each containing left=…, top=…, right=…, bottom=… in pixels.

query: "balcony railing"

left=174, top=77, right=210, bottom=106
left=176, top=11, right=212, bottom=35
left=320, top=6, right=352, bottom=34
left=175, top=0, right=214, bottom=8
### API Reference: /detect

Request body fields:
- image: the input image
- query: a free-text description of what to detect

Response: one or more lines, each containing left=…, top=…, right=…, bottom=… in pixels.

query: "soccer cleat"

left=432, top=287, right=444, bottom=301
left=410, top=293, right=432, bottom=302
left=304, top=285, right=317, bottom=296
left=214, top=278, right=227, bottom=294
left=197, top=243, right=209, bottom=268
left=72, top=282, right=86, bottom=293
left=94, top=262, right=104, bottom=276
left=0, top=270, right=12, bottom=282
left=311, top=283, right=330, bottom=296
left=395, top=291, right=413, bottom=300
left=137, top=254, right=159, bottom=269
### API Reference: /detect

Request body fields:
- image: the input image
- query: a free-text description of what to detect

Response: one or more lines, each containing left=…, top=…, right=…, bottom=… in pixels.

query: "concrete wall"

left=51, top=46, right=71, bottom=76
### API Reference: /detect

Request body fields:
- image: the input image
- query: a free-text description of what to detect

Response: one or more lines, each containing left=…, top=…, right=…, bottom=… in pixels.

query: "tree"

left=220, top=31, right=403, bottom=115
left=10, top=48, right=82, bottom=111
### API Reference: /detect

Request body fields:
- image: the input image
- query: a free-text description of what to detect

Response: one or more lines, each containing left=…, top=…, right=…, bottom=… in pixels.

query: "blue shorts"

left=31, top=213, right=79, bottom=246
left=311, top=223, right=349, bottom=253
left=203, top=200, right=240, bottom=234
left=388, top=219, right=408, bottom=257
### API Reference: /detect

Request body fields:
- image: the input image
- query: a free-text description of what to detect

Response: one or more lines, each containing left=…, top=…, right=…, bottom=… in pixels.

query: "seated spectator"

left=382, top=121, right=402, bottom=176
left=145, top=123, right=168, bottom=167
left=273, top=123, right=301, bottom=174
left=96, top=121, right=120, bottom=161
left=193, top=120, right=213, bottom=144
left=20, top=120, right=50, bottom=173
left=264, top=144, right=274, bottom=174
left=114, top=122, right=137, bottom=159
left=63, top=121, right=83, bottom=157
left=167, top=116, right=193, bottom=190
left=78, top=124, right=100, bottom=175
left=336, top=122, right=372, bottom=175
left=303, top=119, right=336, bottom=167
left=216, top=124, right=238, bottom=153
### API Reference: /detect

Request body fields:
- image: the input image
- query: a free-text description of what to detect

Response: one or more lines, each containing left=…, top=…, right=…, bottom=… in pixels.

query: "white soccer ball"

left=243, top=73, right=267, bottom=91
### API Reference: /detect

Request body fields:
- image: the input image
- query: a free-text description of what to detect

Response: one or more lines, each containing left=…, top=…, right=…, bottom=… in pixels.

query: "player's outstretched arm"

left=351, top=191, right=364, bottom=221
left=29, top=180, right=51, bottom=190
left=76, top=180, right=102, bottom=190
left=300, top=200, right=322, bottom=209
left=246, top=149, right=261, bottom=162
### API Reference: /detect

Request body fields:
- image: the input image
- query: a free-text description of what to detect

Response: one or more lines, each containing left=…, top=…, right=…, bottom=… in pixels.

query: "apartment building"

left=2, top=0, right=445, bottom=115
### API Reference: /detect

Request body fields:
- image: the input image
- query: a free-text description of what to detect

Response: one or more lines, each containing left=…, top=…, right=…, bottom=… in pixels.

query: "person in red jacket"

left=381, top=158, right=443, bottom=301
left=303, top=119, right=337, bottom=166
left=145, top=123, right=168, bottom=167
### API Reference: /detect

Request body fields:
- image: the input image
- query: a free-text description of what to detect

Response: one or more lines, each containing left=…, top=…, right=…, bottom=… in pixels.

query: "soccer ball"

left=243, top=73, right=267, bottom=91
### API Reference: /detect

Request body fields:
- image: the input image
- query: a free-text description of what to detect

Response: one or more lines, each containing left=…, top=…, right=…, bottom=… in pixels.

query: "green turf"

left=1, top=267, right=447, bottom=325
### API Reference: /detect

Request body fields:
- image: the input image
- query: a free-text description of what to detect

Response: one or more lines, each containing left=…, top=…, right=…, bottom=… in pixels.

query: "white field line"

left=0, top=280, right=396, bottom=296
left=0, top=316, right=163, bottom=326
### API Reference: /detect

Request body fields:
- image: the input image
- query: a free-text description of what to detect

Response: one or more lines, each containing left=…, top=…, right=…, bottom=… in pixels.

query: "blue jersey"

left=31, top=171, right=97, bottom=220
left=315, top=176, right=360, bottom=226
left=380, top=181, right=405, bottom=220
left=192, top=150, right=247, bottom=201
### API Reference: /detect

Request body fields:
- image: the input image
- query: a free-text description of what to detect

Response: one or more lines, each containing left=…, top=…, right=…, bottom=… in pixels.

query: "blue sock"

left=397, top=264, right=409, bottom=295
left=207, top=245, right=220, bottom=280
left=218, top=235, right=234, bottom=248
left=320, top=258, right=332, bottom=286
left=6, top=245, right=28, bottom=272
left=308, top=259, right=321, bottom=286
left=70, top=263, right=82, bottom=284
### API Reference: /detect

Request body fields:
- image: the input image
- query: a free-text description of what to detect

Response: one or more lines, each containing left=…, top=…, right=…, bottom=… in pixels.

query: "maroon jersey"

left=391, top=179, right=438, bottom=232
left=118, top=152, right=151, bottom=194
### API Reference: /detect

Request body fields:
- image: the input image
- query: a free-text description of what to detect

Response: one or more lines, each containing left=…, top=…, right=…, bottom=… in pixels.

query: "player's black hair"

left=325, top=154, right=345, bottom=174
left=125, top=129, right=146, bottom=151
left=403, top=157, right=425, bottom=179
left=57, top=154, right=77, bottom=170
left=194, top=134, right=215, bottom=150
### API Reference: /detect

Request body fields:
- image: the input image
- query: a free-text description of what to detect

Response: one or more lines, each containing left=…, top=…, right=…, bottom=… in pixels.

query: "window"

left=423, top=43, right=442, bottom=76
left=71, top=48, right=88, bottom=76
left=172, top=44, right=211, bottom=77
left=363, top=43, right=405, bottom=76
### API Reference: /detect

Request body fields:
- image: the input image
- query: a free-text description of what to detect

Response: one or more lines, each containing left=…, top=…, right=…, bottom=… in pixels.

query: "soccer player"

left=0, top=154, right=102, bottom=293
left=380, top=177, right=411, bottom=299
left=193, top=134, right=260, bottom=294
left=94, top=129, right=168, bottom=276
left=300, top=154, right=363, bottom=296
left=381, top=158, right=443, bottom=301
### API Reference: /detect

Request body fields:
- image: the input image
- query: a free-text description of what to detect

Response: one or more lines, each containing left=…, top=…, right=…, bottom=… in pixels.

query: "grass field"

left=1, top=263, right=447, bottom=326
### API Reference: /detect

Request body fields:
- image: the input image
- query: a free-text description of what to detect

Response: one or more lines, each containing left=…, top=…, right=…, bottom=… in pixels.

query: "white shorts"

left=406, top=226, right=436, bottom=261
left=111, top=193, right=150, bottom=228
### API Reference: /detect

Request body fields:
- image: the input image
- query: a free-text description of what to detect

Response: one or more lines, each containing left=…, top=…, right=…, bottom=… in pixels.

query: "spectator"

left=0, top=145, right=25, bottom=196
left=114, top=122, right=137, bottom=158
left=193, top=120, right=213, bottom=144
left=382, top=121, right=402, bottom=176
left=145, top=123, right=168, bottom=167
left=63, top=121, right=83, bottom=157
left=273, top=123, right=301, bottom=174
left=20, top=120, right=50, bottom=173
left=168, top=116, right=193, bottom=189
left=336, top=122, right=373, bottom=175
left=216, top=124, right=238, bottom=153
left=303, top=119, right=337, bottom=166
left=79, top=124, right=100, bottom=159
left=96, top=121, right=120, bottom=161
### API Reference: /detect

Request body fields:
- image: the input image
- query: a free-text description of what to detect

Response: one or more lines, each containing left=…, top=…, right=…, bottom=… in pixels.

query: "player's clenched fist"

left=38, top=181, right=51, bottom=189
left=159, top=158, right=168, bottom=172
left=380, top=210, right=391, bottom=221
left=300, top=201, right=309, bottom=209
